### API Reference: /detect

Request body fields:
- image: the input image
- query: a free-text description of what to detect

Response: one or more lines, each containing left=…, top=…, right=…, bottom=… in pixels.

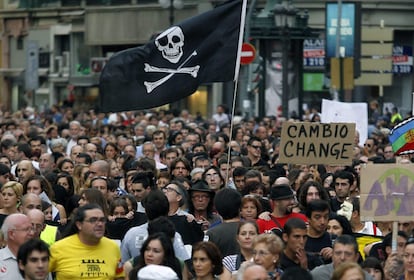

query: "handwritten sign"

left=360, top=164, right=414, bottom=222
left=278, top=122, right=355, bottom=165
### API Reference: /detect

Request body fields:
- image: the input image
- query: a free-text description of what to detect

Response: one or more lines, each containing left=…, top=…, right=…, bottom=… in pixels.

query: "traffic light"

left=247, top=55, right=263, bottom=94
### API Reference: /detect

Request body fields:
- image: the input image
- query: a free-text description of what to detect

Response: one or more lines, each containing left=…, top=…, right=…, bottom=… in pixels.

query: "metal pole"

left=412, top=92, right=414, bottom=116
left=335, top=0, right=343, bottom=101
left=282, top=34, right=289, bottom=119
left=297, top=39, right=304, bottom=120
left=169, top=0, right=174, bottom=26
left=241, top=0, right=257, bottom=118
left=259, top=41, right=266, bottom=118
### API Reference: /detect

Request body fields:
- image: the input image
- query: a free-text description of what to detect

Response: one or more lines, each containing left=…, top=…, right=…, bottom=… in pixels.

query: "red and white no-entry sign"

left=240, top=43, right=256, bottom=65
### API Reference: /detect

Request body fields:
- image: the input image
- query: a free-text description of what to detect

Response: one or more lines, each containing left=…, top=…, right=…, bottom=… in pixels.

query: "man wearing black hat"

left=256, top=184, right=307, bottom=233
left=188, top=180, right=222, bottom=231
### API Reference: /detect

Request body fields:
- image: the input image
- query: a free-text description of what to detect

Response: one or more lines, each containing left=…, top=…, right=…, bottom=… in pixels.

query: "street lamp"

left=159, top=0, right=183, bottom=26
left=272, top=4, right=295, bottom=120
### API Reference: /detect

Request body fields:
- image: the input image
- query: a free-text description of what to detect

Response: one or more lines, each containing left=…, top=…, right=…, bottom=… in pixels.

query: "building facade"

left=0, top=0, right=413, bottom=117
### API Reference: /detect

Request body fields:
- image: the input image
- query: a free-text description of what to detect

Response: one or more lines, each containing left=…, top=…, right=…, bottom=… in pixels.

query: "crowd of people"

left=0, top=103, right=411, bottom=280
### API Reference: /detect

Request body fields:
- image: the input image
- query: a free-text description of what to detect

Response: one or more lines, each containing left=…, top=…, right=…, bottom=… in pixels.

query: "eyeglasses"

left=244, top=194, right=260, bottom=199
left=31, top=223, right=43, bottom=231
left=205, top=173, right=219, bottom=179
left=12, top=227, right=34, bottom=233
left=192, top=194, right=210, bottom=200
left=84, top=217, right=107, bottom=224
left=364, top=143, right=372, bottom=148
left=91, top=176, right=108, bottom=181
left=250, top=145, right=262, bottom=150
left=162, top=186, right=181, bottom=195
left=252, top=250, right=271, bottom=257
left=406, top=237, right=414, bottom=245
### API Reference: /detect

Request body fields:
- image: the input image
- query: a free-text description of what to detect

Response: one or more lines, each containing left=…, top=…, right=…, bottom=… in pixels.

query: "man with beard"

left=188, top=180, right=221, bottom=231
left=256, top=184, right=307, bottom=234
left=49, top=204, right=123, bottom=279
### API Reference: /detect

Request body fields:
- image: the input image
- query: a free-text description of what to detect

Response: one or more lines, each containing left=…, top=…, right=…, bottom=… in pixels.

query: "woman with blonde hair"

left=331, top=262, right=365, bottom=280
left=0, top=181, right=23, bottom=226
left=252, top=233, right=284, bottom=280
left=72, top=163, right=89, bottom=194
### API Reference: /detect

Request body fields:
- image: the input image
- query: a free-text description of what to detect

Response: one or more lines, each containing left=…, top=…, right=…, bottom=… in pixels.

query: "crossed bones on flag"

left=143, top=26, right=200, bottom=93
left=143, top=51, right=200, bottom=93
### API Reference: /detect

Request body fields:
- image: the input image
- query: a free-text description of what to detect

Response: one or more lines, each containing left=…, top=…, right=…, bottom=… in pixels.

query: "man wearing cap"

left=256, top=184, right=307, bottom=234
left=188, top=180, right=222, bottom=231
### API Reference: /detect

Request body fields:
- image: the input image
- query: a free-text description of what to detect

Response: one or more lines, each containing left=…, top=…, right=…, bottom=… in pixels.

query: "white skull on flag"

left=155, top=26, right=184, bottom=64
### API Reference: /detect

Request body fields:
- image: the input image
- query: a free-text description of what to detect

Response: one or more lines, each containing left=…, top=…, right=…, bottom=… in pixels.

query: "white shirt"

left=0, top=246, right=23, bottom=280
left=357, top=221, right=383, bottom=236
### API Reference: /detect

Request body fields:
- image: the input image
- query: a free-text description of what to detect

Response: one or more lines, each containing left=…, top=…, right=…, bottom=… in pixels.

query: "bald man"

left=16, top=160, right=36, bottom=183
left=88, top=160, right=110, bottom=179
left=26, top=209, right=45, bottom=238
left=0, top=213, right=35, bottom=279
left=239, top=262, right=269, bottom=280
left=21, top=195, right=60, bottom=246
left=274, top=176, right=290, bottom=186
left=20, top=193, right=42, bottom=214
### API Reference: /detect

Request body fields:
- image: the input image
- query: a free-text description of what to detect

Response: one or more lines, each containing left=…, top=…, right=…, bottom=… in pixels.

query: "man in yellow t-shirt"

left=49, top=204, right=123, bottom=279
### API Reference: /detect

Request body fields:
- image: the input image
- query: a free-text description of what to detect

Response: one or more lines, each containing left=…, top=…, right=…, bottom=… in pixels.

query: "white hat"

left=190, top=167, right=205, bottom=178
left=137, top=264, right=179, bottom=280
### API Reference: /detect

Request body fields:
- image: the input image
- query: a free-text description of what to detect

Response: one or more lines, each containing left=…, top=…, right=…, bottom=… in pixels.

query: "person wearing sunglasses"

left=246, top=137, right=268, bottom=168
left=363, top=138, right=378, bottom=159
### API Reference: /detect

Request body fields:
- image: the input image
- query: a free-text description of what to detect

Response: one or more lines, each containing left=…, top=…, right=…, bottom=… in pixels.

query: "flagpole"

left=226, top=0, right=248, bottom=188
left=234, top=0, right=248, bottom=80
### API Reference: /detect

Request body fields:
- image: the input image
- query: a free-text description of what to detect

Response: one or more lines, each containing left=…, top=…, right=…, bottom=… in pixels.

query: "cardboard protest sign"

left=278, top=122, right=355, bottom=165
left=360, top=164, right=414, bottom=222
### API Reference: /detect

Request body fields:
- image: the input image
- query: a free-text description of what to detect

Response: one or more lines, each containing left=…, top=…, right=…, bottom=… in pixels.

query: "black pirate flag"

left=99, top=0, right=246, bottom=112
